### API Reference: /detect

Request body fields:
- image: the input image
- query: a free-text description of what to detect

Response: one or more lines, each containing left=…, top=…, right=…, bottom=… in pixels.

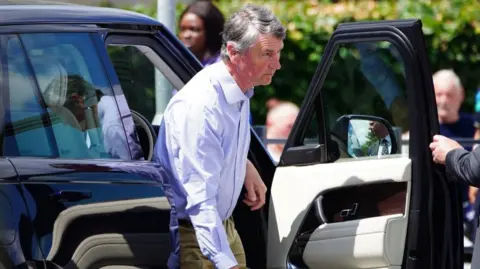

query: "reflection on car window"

left=107, top=44, right=177, bottom=123
left=3, top=33, right=141, bottom=160
left=311, top=41, right=409, bottom=161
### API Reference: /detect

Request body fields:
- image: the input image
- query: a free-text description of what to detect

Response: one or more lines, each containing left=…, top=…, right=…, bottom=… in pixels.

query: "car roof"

left=0, top=2, right=162, bottom=26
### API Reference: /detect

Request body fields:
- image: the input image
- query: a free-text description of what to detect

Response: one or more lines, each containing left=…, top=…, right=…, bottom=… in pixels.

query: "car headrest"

left=29, top=55, right=68, bottom=108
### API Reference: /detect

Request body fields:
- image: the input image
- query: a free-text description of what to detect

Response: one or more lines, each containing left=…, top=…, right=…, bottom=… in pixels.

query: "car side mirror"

left=331, top=114, right=398, bottom=158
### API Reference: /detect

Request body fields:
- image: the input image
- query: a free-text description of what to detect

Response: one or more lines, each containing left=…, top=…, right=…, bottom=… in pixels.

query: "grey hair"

left=221, top=4, right=286, bottom=60
left=433, top=69, right=464, bottom=93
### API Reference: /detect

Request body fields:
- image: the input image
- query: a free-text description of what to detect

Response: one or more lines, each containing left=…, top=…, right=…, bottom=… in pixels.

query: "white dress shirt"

left=154, top=61, right=253, bottom=268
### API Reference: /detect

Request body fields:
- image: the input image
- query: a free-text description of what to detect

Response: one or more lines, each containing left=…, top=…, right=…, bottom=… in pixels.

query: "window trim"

left=3, top=33, right=136, bottom=160
left=281, top=30, right=417, bottom=166
left=104, top=35, right=185, bottom=92
left=3, top=34, right=60, bottom=157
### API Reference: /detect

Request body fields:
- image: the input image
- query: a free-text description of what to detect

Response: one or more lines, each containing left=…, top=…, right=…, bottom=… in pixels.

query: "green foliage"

left=361, top=130, right=379, bottom=156
left=102, top=0, right=480, bottom=124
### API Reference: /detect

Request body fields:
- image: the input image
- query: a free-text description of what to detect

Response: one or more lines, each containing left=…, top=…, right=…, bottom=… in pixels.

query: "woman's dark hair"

left=179, top=0, right=225, bottom=55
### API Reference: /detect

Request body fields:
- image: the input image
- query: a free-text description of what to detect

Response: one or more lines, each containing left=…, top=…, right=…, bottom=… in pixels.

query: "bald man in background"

left=265, top=101, right=299, bottom=163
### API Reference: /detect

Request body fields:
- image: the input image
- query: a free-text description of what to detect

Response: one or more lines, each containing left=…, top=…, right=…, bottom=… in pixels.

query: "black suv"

left=0, top=3, right=466, bottom=269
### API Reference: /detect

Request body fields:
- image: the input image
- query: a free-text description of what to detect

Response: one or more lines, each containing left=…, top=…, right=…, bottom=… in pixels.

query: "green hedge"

left=101, top=0, right=480, bottom=124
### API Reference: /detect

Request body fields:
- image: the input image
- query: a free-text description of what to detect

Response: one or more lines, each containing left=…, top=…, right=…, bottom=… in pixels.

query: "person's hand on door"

left=429, top=135, right=463, bottom=164
left=469, top=186, right=479, bottom=204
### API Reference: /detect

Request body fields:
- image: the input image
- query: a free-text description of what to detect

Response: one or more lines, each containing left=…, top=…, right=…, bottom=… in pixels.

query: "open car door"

left=267, top=19, right=462, bottom=269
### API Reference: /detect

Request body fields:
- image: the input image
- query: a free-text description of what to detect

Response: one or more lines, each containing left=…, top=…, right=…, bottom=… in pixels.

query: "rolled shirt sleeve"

left=165, top=102, right=238, bottom=268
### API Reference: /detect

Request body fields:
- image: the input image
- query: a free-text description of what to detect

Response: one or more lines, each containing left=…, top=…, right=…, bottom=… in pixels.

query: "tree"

left=108, top=0, right=480, bottom=125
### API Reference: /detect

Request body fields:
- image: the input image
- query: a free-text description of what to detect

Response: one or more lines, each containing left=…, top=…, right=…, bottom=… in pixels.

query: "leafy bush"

left=101, top=0, right=480, bottom=124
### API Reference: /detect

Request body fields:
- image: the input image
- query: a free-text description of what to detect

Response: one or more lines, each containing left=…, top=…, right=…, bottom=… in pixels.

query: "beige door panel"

left=47, top=197, right=171, bottom=261
left=64, top=233, right=170, bottom=269
left=303, top=214, right=407, bottom=268
left=267, top=157, right=411, bottom=268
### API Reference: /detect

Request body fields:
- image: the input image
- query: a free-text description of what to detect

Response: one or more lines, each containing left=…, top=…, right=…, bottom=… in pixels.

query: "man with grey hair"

left=433, top=69, right=466, bottom=125
left=431, top=68, right=477, bottom=243
left=154, top=3, right=285, bottom=269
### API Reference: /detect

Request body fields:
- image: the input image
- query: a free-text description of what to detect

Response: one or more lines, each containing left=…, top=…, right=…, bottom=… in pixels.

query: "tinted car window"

left=4, top=33, right=133, bottom=160
left=107, top=44, right=179, bottom=123
left=303, top=41, right=409, bottom=160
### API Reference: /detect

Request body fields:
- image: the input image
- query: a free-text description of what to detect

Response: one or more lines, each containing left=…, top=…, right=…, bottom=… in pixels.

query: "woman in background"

left=178, top=0, right=224, bottom=66
left=177, top=1, right=254, bottom=124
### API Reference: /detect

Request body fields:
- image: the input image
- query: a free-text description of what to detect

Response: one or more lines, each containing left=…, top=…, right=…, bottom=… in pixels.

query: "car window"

left=3, top=33, right=135, bottom=160
left=303, top=41, right=409, bottom=161
left=107, top=43, right=180, bottom=124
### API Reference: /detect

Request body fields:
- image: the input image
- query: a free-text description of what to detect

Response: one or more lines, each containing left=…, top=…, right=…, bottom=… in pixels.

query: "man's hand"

left=429, top=135, right=463, bottom=164
left=469, top=186, right=479, bottom=204
left=243, top=160, right=267, bottom=211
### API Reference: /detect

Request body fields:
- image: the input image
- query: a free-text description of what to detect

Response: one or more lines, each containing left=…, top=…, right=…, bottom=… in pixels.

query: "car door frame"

left=274, top=19, right=461, bottom=269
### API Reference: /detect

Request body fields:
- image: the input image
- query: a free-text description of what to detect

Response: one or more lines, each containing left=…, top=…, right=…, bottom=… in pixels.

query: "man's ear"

left=226, top=42, right=237, bottom=62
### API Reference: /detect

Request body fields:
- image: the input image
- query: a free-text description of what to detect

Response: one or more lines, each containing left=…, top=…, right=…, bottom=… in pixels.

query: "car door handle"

left=340, top=203, right=359, bottom=217
left=50, top=190, right=92, bottom=202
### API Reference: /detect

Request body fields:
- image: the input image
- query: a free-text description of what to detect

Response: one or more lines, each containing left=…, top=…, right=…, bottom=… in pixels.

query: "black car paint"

left=0, top=159, right=39, bottom=269
left=9, top=158, right=170, bottom=268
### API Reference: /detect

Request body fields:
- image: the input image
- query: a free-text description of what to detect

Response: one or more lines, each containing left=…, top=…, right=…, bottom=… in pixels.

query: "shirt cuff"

left=212, top=253, right=237, bottom=269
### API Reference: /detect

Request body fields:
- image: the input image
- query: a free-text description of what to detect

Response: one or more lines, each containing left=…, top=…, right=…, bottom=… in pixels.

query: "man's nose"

left=271, top=57, right=281, bottom=70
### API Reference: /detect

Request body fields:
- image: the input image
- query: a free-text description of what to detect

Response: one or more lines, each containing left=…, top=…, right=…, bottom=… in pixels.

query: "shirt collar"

left=201, top=52, right=221, bottom=66
left=212, top=61, right=254, bottom=104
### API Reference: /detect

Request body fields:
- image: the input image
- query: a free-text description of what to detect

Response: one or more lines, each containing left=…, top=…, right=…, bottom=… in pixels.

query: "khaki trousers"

left=178, top=217, right=247, bottom=269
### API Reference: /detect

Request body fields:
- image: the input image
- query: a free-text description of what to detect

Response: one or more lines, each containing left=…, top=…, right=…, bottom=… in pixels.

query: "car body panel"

left=10, top=158, right=172, bottom=269
left=0, top=5, right=160, bottom=26
left=0, top=159, right=45, bottom=269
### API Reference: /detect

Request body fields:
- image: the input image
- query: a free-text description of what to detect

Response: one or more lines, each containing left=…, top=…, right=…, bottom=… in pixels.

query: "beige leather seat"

left=32, top=57, right=82, bottom=130
left=30, top=56, right=94, bottom=158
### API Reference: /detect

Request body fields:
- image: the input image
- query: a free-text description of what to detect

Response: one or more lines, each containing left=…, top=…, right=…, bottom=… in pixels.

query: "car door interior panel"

left=64, top=233, right=170, bottom=269
left=267, top=157, right=411, bottom=268
left=46, top=197, right=171, bottom=261
left=302, top=214, right=407, bottom=268
left=319, top=181, right=407, bottom=223
left=20, top=181, right=173, bottom=269
left=268, top=19, right=461, bottom=269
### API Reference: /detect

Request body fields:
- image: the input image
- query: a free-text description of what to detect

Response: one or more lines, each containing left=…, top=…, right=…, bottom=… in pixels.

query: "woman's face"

left=179, top=12, right=206, bottom=57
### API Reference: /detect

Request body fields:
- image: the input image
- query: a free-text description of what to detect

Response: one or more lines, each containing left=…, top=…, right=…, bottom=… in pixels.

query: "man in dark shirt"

left=433, top=69, right=477, bottom=242
left=439, top=112, right=475, bottom=152
left=434, top=69, right=475, bottom=143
